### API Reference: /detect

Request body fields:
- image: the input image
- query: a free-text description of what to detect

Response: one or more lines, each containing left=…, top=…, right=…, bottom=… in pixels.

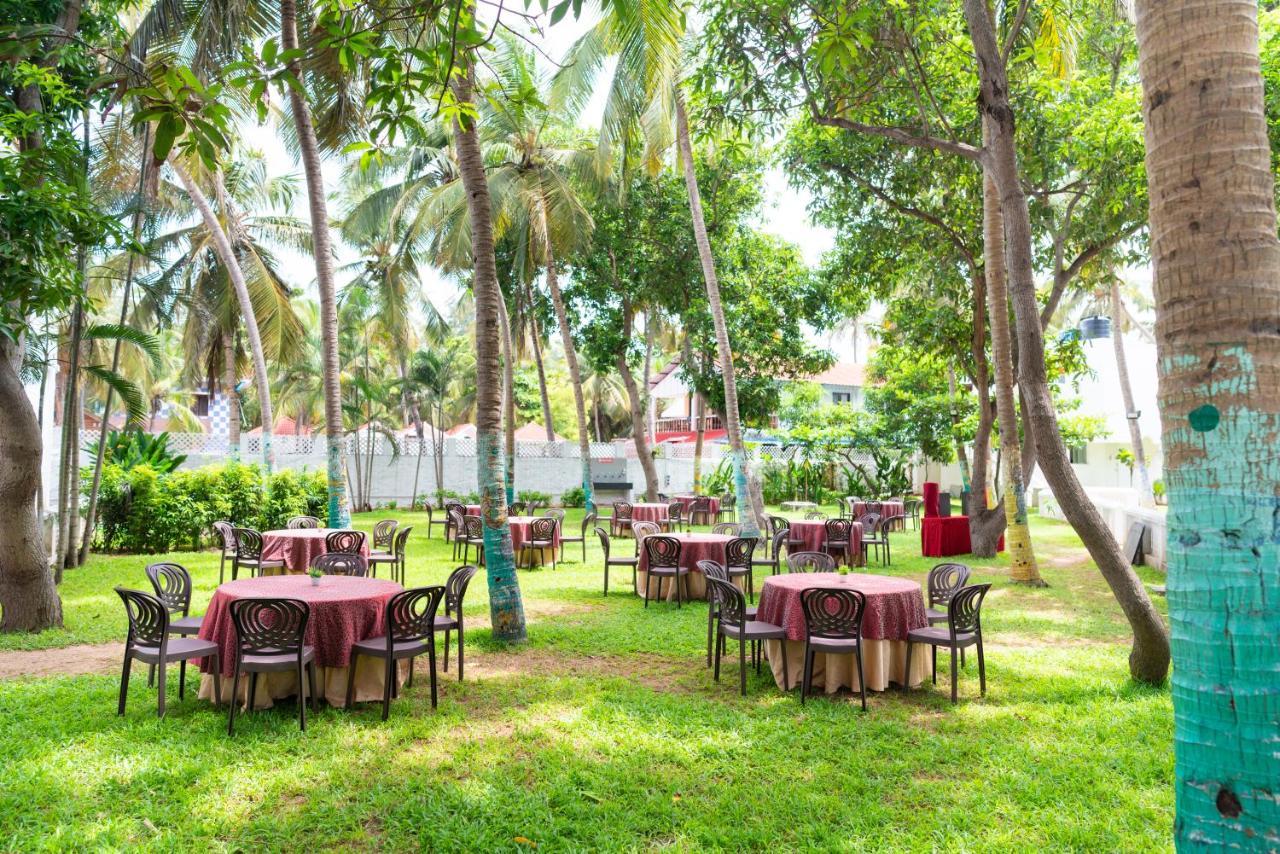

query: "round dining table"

left=507, top=516, right=561, bottom=566
left=196, top=574, right=405, bottom=708
left=756, top=572, right=930, bottom=694
left=786, top=519, right=863, bottom=564
left=851, top=499, right=906, bottom=520
left=673, top=494, right=720, bottom=523
left=634, top=531, right=741, bottom=600
left=630, top=502, right=670, bottom=525
left=260, top=528, right=370, bottom=575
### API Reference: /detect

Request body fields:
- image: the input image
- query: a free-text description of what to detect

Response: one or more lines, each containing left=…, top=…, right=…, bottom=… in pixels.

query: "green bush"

left=559, top=486, right=586, bottom=508
left=92, top=461, right=326, bottom=554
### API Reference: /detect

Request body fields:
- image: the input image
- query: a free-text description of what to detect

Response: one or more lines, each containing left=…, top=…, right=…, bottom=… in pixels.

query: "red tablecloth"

left=922, top=482, right=940, bottom=517
left=198, top=575, right=402, bottom=677
left=920, top=515, right=1003, bottom=556
left=464, top=504, right=482, bottom=516
left=788, top=519, right=863, bottom=562
left=673, top=495, right=720, bottom=519
left=852, top=499, right=905, bottom=519
left=631, top=503, right=670, bottom=524
left=508, top=516, right=561, bottom=553
left=756, top=572, right=928, bottom=642
left=260, top=529, right=370, bottom=574
left=635, top=532, right=732, bottom=599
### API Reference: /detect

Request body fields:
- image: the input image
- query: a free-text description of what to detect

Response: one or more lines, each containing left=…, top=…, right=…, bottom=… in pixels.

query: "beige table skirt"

left=634, top=568, right=747, bottom=600
left=763, top=638, right=931, bottom=693
left=198, top=656, right=408, bottom=709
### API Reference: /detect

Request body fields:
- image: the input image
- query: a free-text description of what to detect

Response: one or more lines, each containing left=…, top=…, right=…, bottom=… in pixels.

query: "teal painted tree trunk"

left=453, top=62, right=526, bottom=642
left=1134, top=0, right=1280, bottom=845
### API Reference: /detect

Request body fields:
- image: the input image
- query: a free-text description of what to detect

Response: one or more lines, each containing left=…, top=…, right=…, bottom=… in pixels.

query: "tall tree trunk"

left=674, top=93, right=764, bottom=537
left=63, top=382, right=83, bottom=570
left=1110, top=280, right=1155, bottom=507
left=964, top=0, right=1169, bottom=683
left=54, top=300, right=83, bottom=581
left=617, top=295, right=661, bottom=501
left=1134, top=0, right=1279, bottom=843
left=981, top=125, right=1041, bottom=585
left=0, top=337, right=63, bottom=631
left=538, top=198, right=594, bottom=509
left=80, top=134, right=151, bottom=564
left=682, top=337, right=706, bottom=493
left=281, top=0, right=347, bottom=528
left=946, top=366, right=973, bottom=494
left=434, top=398, right=446, bottom=508
left=523, top=280, right=556, bottom=442
left=452, top=63, right=526, bottom=642
left=224, top=329, right=241, bottom=458
left=172, top=162, right=274, bottom=478
left=497, top=291, right=516, bottom=506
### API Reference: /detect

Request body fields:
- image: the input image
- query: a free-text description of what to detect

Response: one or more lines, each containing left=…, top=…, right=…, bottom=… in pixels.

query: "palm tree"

left=554, top=0, right=766, bottom=534
left=483, top=37, right=599, bottom=508
left=452, top=61, right=527, bottom=642
left=279, top=0, right=349, bottom=528
left=1133, top=0, right=1278, bottom=842
left=981, top=121, right=1040, bottom=585
left=1107, top=277, right=1155, bottom=508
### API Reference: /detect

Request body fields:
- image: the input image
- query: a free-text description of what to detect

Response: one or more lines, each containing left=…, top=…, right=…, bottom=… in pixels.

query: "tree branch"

left=810, top=110, right=983, bottom=161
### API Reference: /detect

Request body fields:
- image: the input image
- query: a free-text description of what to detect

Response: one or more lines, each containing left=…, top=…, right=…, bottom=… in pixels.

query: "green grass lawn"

left=0, top=507, right=1174, bottom=850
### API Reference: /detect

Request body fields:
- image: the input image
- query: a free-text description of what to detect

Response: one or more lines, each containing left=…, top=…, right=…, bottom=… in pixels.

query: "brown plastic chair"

left=823, top=518, right=854, bottom=567
left=787, top=551, right=836, bottom=573
left=347, top=585, right=445, bottom=719
left=325, top=529, right=367, bottom=555
left=753, top=528, right=788, bottom=577
left=227, top=597, right=317, bottom=734
left=116, top=587, right=221, bottom=717
left=145, top=562, right=202, bottom=636
left=804, top=511, right=829, bottom=520
left=541, top=508, right=566, bottom=522
left=856, top=513, right=883, bottom=564
left=448, top=508, right=466, bottom=560
left=287, top=515, right=320, bottom=529
left=706, top=576, right=787, bottom=696
left=370, top=525, right=412, bottom=580
left=371, top=519, right=398, bottom=553
left=611, top=501, right=634, bottom=536
left=519, top=516, right=559, bottom=570
left=725, top=536, right=757, bottom=602
left=689, top=496, right=713, bottom=527
left=906, top=583, right=991, bottom=703
left=311, top=552, right=368, bottom=577
left=560, top=512, right=596, bottom=562
left=641, top=535, right=687, bottom=608
left=443, top=502, right=465, bottom=542
left=434, top=564, right=479, bottom=680
left=460, top=516, right=485, bottom=566
left=213, top=521, right=237, bottom=583
left=698, top=560, right=757, bottom=667
left=799, top=586, right=868, bottom=709
left=232, top=527, right=284, bottom=579
left=926, top=563, right=972, bottom=624
left=712, top=522, right=741, bottom=536
left=597, top=527, right=637, bottom=596
left=424, top=502, right=448, bottom=539
left=662, top=501, right=686, bottom=533
left=717, top=493, right=737, bottom=522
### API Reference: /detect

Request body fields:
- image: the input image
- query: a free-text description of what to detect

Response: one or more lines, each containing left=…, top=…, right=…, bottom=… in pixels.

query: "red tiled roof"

left=806, top=361, right=865, bottom=387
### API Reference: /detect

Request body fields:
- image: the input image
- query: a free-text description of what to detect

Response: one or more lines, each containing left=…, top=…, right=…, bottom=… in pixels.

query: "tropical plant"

left=85, top=430, right=188, bottom=474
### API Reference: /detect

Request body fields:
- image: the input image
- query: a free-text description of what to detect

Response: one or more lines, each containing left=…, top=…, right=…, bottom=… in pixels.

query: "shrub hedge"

left=92, top=462, right=327, bottom=554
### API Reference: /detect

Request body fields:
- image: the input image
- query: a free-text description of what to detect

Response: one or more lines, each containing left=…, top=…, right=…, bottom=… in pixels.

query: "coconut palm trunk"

left=54, top=287, right=84, bottom=581
left=524, top=284, right=556, bottom=442
left=538, top=197, right=594, bottom=508
left=1110, top=280, right=1155, bottom=507
left=962, top=0, right=1169, bottom=683
left=172, top=162, right=274, bottom=475
left=497, top=290, right=517, bottom=505
left=946, top=366, right=973, bottom=495
left=682, top=336, right=705, bottom=492
left=981, top=130, right=1040, bottom=585
left=673, top=93, right=763, bottom=536
left=452, top=63, right=527, bottom=642
left=1133, top=0, right=1280, bottom=843
left=223, top=329, right=241, bottom=458
left=280, top=0, right=348, bottom=528
left=616, top=295, right=661, bottom=501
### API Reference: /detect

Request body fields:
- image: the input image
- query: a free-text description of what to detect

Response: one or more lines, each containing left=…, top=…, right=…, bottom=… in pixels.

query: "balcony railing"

left=654, top=415, right=723, bottom=434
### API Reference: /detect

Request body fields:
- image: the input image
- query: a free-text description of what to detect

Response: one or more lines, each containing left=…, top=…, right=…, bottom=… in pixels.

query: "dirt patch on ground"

left=0, top=643, right=124, bottom=680
left=0, top=641, right=693, bottom=692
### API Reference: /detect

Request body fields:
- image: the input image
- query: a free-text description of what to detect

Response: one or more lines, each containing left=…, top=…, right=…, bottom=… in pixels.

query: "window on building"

left=1069, top=444, right=1088, bottom=465
left=832, top=391, right=853, bottom=406
left=193, top=392, right=210, bottom=417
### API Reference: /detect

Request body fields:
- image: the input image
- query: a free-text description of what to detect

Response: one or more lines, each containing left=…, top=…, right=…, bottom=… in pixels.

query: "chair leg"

left=298, top=660, right=308, bottom=730
left=156, top=660, right=167, bottom=718
left=382, top=656, right=394, bottom=721
left=931, top=646, right=937, bottom=684
left=457, top=626, right=465, bottom=682
left=977, top=637, right=986, bottom=696
left=950, top=644, right=959, bottom=704
left=211, top=654, right=222, bottom=706
left=603, top=562, right=609, bottom=596
left=148, top=662, right=155, bottom=687
left=310, top=661, right=320, bottom=713
left=179, top=659, right=186, bottom=701
left=856, top=643, right=866, bottom=710
left=643, top=572, right=651, bottom=608
left=706, top=612, right=715, bottom=668
left=248, top=670, right=259, bottom=711
left=779, top=639, right=788, bottom=691
left=117, top=652, right=132, bottom=715
left=228, top=663, right=241, bottom=736
left=713, top=631, right=722, bottom=682
left=904, top=642, right=913, bottom=691
left=345, top=654, right=358, bottom=709
left=801, top=645, right=812, bottom=704
left=219, top=552, right=226, bottom=585
left=738, top=636, right=747, bottom=697
left=443, top=628, right=451, bottom=672
left=407, top=657, right=414, bottom=687
left=428, top=643, right=439, bottom=709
